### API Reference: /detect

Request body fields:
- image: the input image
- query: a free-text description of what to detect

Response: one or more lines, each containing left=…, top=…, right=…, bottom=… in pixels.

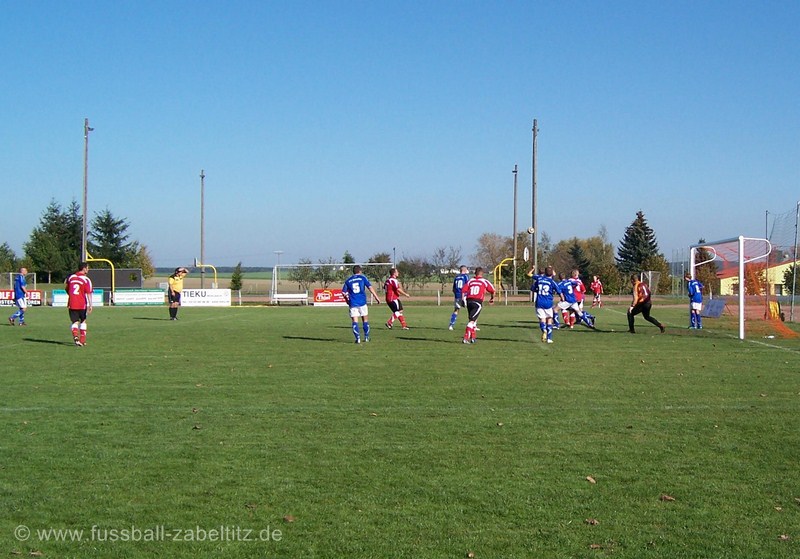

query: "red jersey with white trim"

left=574, top=278, right=586, bottom=303
left=383, top=277, right=402, bottom=303
left=463, top=277, right=495, bottom=301
left=590, top=279, right=603, bottom=295
left=66, top=271, right=93, bottom=310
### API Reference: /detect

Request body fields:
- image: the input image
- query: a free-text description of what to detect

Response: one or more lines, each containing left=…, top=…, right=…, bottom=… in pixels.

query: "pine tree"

left=568, top=240, right=591, bottom=278
left=230, top=262, right=244, bottom=291
left=616, top=211, right=661, bottom=275
left=24, top=199, right=81, bottom=282
left=88, top=208, right=140, bottom=266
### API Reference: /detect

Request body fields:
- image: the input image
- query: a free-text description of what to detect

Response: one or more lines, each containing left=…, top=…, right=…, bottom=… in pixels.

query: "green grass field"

left=2, top=302, right=799, bottom=558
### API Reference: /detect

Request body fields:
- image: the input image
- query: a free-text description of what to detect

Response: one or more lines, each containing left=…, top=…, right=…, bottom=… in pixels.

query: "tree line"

left=1, top=199, right=154, bottom=283
left=284, top=211, right=694, bottom=295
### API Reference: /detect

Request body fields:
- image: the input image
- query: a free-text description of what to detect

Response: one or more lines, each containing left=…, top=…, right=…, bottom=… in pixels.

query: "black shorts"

left=466, top=299, right=483, bottom=322
left=168, top=290, right=182, bottom=304
left=69, top=308, right=88, bottom=323
left=386, top=299, right=403, bottom=313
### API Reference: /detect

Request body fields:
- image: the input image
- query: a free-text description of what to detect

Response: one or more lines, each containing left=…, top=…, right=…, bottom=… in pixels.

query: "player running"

left=557, top=271, right=596, bottom=330
left=449, top=266, right=470, bottom=330
left=384, top=268, right=411, bottom=330
left=461, top=267, right=495, bottom=344
left=590, top=275, right=603, bottom=308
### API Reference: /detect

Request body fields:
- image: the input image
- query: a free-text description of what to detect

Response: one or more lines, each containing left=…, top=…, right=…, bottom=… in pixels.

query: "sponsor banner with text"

left=1, top=290, right=44, bottom=306
left=313, top=289, right=348, bottom=307
left=180, top=289, right=231, bottom=307
left=113, top=290, right=166, bottom=306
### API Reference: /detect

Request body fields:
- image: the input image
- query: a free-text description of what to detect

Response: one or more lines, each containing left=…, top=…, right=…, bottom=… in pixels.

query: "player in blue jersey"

left=684, top=272, right=704, bottom=329
left=557, top=271, right=596, bottom=330
left=449, top=266, right=470, bottom=330
left=531, top=266, right=561, bottom=343
left=8, top=267, right=28, bottom=326
left=342, top=265, right=382, bottom=344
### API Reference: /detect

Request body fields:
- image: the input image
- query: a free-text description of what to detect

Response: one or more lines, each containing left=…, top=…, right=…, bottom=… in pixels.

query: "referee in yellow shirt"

left=168, top=267, right=188, bottom=320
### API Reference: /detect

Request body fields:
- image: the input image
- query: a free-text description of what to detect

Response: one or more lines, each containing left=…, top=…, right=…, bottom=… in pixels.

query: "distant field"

left=2, top=302, right=799, bottom=558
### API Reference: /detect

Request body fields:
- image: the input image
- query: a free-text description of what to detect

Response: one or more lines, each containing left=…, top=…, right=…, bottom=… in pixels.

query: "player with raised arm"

left=384, top=268, right=410, bottom=330
left=685, top=272, right=704, bottom=329
left=461, top=267, right=495, bottom=344
left=531, top=266, right=561, bottom=343
left=449, top=266, right=470, bottom=330
left=342, top=265, right=381, bottom=344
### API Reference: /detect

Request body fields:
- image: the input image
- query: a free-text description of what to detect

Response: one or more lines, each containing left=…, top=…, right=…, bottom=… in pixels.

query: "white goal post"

left=690, top=236, right=772, bottom=340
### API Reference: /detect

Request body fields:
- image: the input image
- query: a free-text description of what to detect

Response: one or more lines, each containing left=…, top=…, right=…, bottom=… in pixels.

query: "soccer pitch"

left=2, top=303, right=799, bottom=558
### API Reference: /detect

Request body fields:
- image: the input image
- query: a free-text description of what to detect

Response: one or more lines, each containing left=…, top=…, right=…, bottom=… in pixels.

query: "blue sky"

left=2, top=1, right=798, bottom=268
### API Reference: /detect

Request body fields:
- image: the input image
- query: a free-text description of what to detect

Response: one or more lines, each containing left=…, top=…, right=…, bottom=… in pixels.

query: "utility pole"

left=512, top=164, right=518, bottom=293
left=531, top=118, right=539, bottom=273
left=82, top=118, right=93, bottom=262
left=200, top=170, right=205, bottom=288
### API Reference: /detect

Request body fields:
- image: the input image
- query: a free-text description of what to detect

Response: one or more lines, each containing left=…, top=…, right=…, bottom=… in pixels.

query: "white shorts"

left=15, top=298, right=27, bottom=310
left=349, top=305, right=369, bottom=318
left=557, top=301, right=570, bottom=310
left=536, top=307, right=554, bottom=321
left=690, top=302, right=702, bottom=312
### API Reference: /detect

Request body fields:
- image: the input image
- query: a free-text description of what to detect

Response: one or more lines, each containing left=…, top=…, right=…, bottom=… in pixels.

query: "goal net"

left=270, top=262, right=393, bottom=303
left=690, top=236, right=797, bottom=340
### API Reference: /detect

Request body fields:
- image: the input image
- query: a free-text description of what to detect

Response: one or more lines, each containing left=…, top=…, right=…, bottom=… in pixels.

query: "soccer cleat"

left=365, top=336, right=370, bottom=342
left=541, top=332, right=547, bottom=343
left=462, top=338, right=470, bottom=344
left=8, top=317, right=14, bottom=326
left=355, top=338, right=361, bottom=344
left=402, top=326, right=409, bottom=330
left=19, top=322, right=26, bottom=326
left=385, top=322, right=392, bottom=329
left=659, top=324, right=666, bottom=334
left=74, top=340, right=83, bottom=347
left=448, top=325, right=454, bottom=330
left=470, top=337, right=476, bottom=343
left=546, top=339, right=553, bottom=344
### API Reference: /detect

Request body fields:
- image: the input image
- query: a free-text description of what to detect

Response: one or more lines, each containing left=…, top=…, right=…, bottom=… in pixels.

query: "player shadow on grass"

left=23, top=338, right=75, bottom=346
left=283, top=335, right=341, bottom=342
left=132, top=317, right=173, bottom=321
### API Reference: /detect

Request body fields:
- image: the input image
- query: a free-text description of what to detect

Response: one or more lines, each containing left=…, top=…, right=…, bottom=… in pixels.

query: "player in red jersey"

left=461, top=267, right=495, bottom=344
left=65, top=262, right=94, bottom=346
left=570, top=270, right=586, bottom=327
left=384, top=268, right=411, bottom=330
left=590, top=275, right=603, bottom=308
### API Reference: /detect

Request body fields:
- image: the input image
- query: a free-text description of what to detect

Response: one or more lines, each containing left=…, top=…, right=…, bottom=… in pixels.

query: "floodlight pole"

left=792, top=200, right=799, bottom=322
left=512, top=164, right=518, bottom=294
left=531, top=119, right=538, bottom=273
left=274, top=250, right=283, bottom=281
left=200, top=170, right=206, bottom=288
left=81, top=118, right=94, bottom=262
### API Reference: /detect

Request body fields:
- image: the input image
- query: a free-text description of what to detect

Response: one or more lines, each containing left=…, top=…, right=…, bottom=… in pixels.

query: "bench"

left=270, top=292, right=309, bottom=305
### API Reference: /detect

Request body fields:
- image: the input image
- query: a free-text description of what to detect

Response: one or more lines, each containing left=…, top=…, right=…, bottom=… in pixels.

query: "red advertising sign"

left=313, top=288, right=348, bottom=306
left=1, top=290, right=44, bottom=306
